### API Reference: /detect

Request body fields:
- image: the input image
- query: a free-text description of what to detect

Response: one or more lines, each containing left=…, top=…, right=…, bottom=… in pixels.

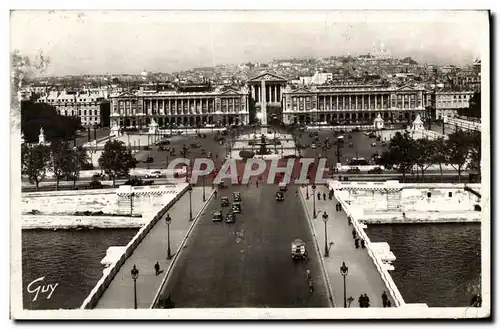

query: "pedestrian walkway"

left=95, top=186, right=213, bottom=308
left=299, top=185, right=394, bottom=308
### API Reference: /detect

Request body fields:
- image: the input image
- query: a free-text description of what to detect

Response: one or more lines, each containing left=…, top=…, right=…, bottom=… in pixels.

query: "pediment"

left=395, top=85, right=417, bottom=92
left=219, top=88, right=242, bottom=96
left=248, top=71, right=288, bottom=82
left=115, top=91, right=136, bottom=98
left=289, top=87, right=311, bottom=94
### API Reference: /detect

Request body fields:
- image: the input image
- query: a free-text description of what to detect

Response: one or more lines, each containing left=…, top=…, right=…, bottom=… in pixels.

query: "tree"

left=414, top=138, right=434, bottom=180
left=467, top=130, right=481, bottom=173
left=68, top=146, right=89, bottom=188
left=21, top=144, right=52, bottom=191
left=446, top=130, right=472, bottom=183
left=50, top=140, right=73, bottom=190
left=429, top=137, right=448, bottom=182
left=379, top=131, right=417, bottom=182
left=21, top=101, right=82, bottom=143
left=98, top=140, right=137, bottom=186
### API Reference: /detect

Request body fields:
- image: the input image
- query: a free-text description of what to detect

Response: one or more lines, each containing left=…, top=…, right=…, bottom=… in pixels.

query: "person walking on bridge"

left=154, top=262, right=160, bottom=276
left=382, top=291, right=388, bottom=308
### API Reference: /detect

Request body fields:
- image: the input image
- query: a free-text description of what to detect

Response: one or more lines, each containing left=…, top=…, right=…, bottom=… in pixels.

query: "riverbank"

left=22, top=215, right=148, bottom=230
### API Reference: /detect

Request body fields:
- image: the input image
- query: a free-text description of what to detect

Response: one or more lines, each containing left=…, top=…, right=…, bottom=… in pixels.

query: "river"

left=365, top=223, right=481, bottom=307
left=22, top=228, right=138, bottom=310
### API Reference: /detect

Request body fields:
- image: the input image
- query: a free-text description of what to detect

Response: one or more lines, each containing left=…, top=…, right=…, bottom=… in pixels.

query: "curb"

left=150, top=188, right=216, bottom=308
left=298, top=186, right=336, bottom=308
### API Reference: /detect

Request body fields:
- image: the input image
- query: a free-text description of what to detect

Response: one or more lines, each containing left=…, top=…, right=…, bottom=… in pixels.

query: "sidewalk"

left=299, top=185, right=393, bottom=308
left=95, top=186, right=213, bottom=308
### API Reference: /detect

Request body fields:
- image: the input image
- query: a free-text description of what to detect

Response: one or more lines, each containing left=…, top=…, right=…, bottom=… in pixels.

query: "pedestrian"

left=214, top=189, right=218, bottom=198
left=308, top=278, right=314, bottom=293
left=339, top=203, right=342, bottom=211
left=336, top=203, right=340, bottom=211
left=306, top=269, right=311, bottom=281
left=154, top=262, right=160, bottom=276
left=355, top=238, right=360, bottom=249
left=387, top=300, right=392, bottom=307
left=364, top=294, right=370, bottom=308
left=256, top=180, right=259, bottom=187
left=317, top=192, right=321, bottom=200
left=358, top=294, right=364, bottom=308
left=352, top=229, right=356, bottom=239
left=361, top=239, right=366, bottom=249
left=382, top=291, right=388, bottom=308
left=323, top=193, right=326, bottom=201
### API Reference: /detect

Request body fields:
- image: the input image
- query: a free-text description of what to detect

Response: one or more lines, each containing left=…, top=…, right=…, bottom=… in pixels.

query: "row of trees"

left=379, top=130, right=481, bottom=182
left=21, top=141, right=89, bottom=190
left=22, top=139, right=137, bottom=190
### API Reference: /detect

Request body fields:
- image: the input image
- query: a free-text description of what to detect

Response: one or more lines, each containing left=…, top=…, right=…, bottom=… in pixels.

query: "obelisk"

left=260, top=80, right=268, bottom=135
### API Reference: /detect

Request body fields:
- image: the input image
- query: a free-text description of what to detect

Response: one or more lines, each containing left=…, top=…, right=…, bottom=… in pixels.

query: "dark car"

left=221, top=197, right=230, bottom=207
left=212, top=211, right=223, bottom=222
left=225, top=211, right=236, bottom=223
left=218, top=181, right=228, bottom=189
left=276, top=191, right=285, bottom=201
left=368, top=167, right=383, bottom=174
left=233, top=192, right=242, bottom=202
left=232, top=202, right=242, bottom=214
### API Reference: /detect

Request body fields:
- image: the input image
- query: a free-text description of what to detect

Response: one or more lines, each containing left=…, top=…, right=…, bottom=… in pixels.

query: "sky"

left=10, top=10, right=488, bottom=76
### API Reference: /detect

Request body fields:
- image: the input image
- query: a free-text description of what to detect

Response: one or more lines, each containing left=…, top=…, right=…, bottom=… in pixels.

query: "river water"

left=365, top=223, right=481, bottom=307
left=22, top=223, right=481, bottom=309
left=22, top=229, right=138, bottom=310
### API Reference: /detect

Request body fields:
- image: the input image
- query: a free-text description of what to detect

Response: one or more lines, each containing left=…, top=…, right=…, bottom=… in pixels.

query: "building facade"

left=282, top=84, right=426, bottom=124
left=36, top=89, right=108, bottom=126
left=109, top=86, right=250, bottom=128
left=433, top=91, right=475, bottom=119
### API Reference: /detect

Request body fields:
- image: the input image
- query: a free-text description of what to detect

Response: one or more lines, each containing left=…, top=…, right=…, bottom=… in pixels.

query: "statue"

left=148, top=118, right=159, bottom=135
left=411, top=114, right=424, bottom=131
left=110, top=121, right=120, bottom=137
left=38, top=127, right=46, bottom=144
left=373, top=113, right=384, bottom=130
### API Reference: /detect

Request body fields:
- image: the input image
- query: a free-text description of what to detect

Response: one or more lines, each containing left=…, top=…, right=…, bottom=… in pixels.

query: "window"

left=427, top=192, right=431, bottom=198
left=84, top=110, right=87, bottom=116
left=449, top=192, right=453, bottom=197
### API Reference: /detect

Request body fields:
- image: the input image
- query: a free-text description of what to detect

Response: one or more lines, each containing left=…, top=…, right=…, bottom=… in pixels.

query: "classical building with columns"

left=246, top=72, right=287, bottom=123
left=110, top=85, right=250, bottom=128
left=282, top=84, right=427, bottom=125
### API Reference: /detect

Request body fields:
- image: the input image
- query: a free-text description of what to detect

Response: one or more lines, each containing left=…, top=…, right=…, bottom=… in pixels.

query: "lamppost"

left=335, top=140, right=342, bottom=165
left=322, top=211, right=329, bottom=257
left=312, top=184, right=317, bottom=218
left=340, top=261, right=349, bottom=308
left=306, top=183, right=310, bottom=200
left=130, top=265, right=139, bottom=309
left=202, top=175, right=206, bottom=202
left=188, top=184, right=193, bottom=221
left=130, top=191, right=135, bottom=216
left=165, top=214, right=172, bottom=259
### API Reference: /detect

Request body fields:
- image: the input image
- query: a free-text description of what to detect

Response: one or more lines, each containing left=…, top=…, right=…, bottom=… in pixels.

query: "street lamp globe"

left=340, top=261, right=348, bottom=277
left=322, top=211, right=328, bottom=222
left=131, top=265, right=139, bottom=280
left=165, top=213, right=172, bottom=225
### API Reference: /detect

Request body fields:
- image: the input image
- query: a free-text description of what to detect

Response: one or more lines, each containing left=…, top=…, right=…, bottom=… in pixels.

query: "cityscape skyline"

left=11, top=10, right=486, bottom=76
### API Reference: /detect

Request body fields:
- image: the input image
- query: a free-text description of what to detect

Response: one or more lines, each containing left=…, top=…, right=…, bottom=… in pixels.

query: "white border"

left=5, top=3, right=495, bottom=323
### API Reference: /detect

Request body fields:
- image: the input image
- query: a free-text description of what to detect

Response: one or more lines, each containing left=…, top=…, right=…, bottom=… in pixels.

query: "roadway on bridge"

left=156, top=184, right=330, bottom=308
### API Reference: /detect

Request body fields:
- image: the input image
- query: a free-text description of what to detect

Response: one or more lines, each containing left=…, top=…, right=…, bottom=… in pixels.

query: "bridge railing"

left=336, top=193, right=406, bottom=308
left=80, top=183, right=189, bottom=309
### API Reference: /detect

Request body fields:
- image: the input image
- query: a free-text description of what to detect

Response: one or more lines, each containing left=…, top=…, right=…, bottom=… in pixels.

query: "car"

left=279, top=182, right=287, bottom=191
left=221, top=197, right=230, bottom=207
left=145, top=170, right=162, bottom=178
left=225, top=211, right=236, bottom=223
left=233, top=192, right=242, bottom=202
left=232, top=202, right=242, bottom=214
left=218, top=181, right=228, bottom=189
left=311, top=143, right=316, bottom=149
left=212, top=211, right=223, bottom=222
left=371, top=142, right=377, bottom=147
left=276, top=191, right=285, bottom=201
left=347, top=168, right=361, bottom=174
left=368, top=167, right=383, bottom=174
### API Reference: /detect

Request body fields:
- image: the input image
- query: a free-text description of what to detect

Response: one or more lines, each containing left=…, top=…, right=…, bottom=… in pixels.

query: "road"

left=156, top=184, right=331, bottom=308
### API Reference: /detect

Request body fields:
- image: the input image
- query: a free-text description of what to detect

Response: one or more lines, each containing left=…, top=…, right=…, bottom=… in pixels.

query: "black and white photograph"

left=9, top=9, right=490, bottom=320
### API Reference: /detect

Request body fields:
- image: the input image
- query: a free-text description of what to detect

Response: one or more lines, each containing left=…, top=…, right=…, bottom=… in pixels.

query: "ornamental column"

left=261, top=80, right=268, bottom=134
